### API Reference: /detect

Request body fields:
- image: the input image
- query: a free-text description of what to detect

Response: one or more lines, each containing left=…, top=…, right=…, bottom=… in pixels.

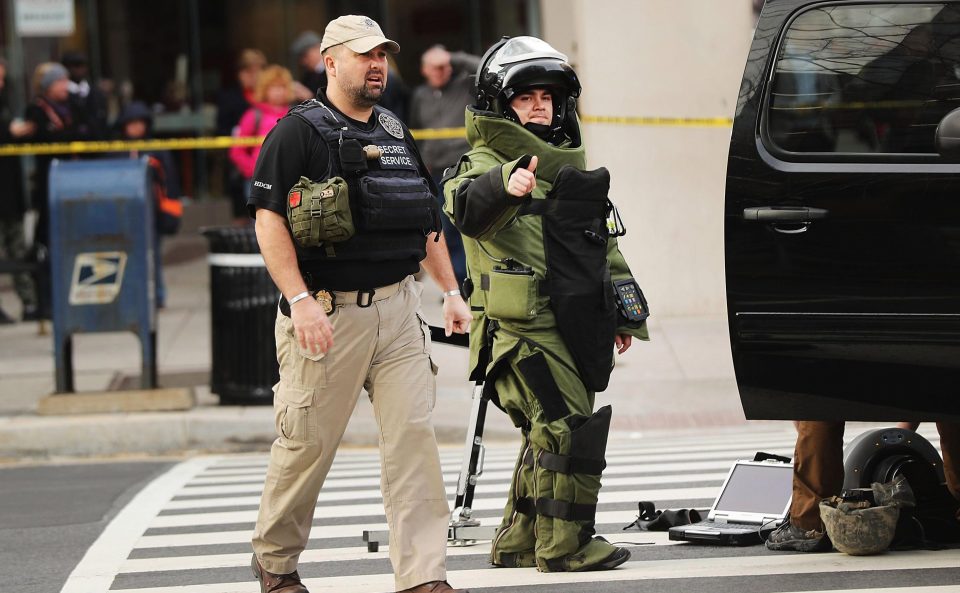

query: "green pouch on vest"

left=287, top=176, right=355, bottom=247
left=486, top=267, right=538, bottom=321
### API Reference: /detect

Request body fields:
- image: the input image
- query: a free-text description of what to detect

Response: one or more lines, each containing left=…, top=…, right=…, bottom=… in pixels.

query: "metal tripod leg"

left=363, top=334, right=498, bottom=551
left=448, top=379, right=498, bottom=545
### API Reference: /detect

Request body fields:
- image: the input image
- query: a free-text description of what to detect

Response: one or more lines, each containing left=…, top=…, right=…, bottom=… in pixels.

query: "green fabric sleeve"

left=443, top=153, right=528, bottom=241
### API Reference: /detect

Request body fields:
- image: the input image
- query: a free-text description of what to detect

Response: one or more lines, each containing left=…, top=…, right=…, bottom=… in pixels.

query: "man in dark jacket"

left=0, top=57, right=38, bottom=322
left=61, top=51, right=108, bottom=141
left=409, top=46, right=480, bottom=284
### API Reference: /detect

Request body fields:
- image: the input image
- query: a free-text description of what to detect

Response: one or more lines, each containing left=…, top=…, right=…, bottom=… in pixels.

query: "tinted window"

left=767, top=3, right=960, bottom=155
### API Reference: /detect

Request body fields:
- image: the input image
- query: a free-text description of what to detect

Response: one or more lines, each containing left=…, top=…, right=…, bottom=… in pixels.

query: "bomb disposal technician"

left=443, top=36, right=649, bottom=572
left=246, top=15, right=471, bottom=593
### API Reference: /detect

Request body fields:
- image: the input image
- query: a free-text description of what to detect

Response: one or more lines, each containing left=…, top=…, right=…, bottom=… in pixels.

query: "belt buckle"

left=356, top=289, right=375, bottom=308
left=314, top=289, right=336, bottom=314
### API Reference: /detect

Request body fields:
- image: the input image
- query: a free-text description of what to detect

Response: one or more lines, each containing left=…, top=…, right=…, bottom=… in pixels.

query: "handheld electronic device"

left=613, top=278, right=649, bottom=322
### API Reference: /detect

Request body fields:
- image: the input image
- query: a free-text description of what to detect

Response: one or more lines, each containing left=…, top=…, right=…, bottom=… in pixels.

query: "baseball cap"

left=319, top=15, right=400, bottom=54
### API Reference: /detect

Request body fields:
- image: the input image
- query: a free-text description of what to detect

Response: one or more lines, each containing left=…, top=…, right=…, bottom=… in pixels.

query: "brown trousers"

left=791, top=421, right=960, bottom=530
left=251, top=277, right=450, bottom=591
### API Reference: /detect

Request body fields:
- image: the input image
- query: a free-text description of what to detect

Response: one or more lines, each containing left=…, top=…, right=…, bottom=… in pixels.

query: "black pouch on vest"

left=339, top=139, right=368, bottom=176
left=358, top=177, right=440, bottom=233
left=542, top=165, right=617, bottom=392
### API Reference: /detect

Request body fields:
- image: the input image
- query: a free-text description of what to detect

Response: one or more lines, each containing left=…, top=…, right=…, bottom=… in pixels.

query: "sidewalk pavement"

left=0, top=201, right=758, bottom=462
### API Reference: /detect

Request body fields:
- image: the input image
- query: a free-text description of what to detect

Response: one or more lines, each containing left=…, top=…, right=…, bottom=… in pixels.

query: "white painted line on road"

left=135, top=509, right=650, bottom=548
left=59, top=457, right=216, bottom=593
left=119, top=532, right=669, bottom=573
left=163, top=472, right=728, bottom=511
left=184, top=459, right=739, bottom=487
left=178, top=451, right=787, bottom=495
left=106, top=549, right=960, bottom=593
left=200, top=436, right=800, bottom=473
left=149, top=487, right=717, bottom=528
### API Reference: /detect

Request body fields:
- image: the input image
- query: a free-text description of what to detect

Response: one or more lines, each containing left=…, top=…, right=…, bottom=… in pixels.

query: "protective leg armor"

left=488, top=341, right=619, bottom=572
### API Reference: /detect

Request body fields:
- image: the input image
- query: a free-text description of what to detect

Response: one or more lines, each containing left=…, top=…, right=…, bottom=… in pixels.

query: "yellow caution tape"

left=581, top=114, right=734, bottom=128
left=0, top=135, right=264, bottom=157
left=0, top=114, right=739, bottom=156
left=410, top=127, right=468, bottom=140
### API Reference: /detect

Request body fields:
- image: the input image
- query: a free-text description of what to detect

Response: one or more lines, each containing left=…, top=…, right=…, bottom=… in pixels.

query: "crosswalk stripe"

left=198, top=436, right=801, bottom=473
left=185, top=461, right=732, bottom=487
left=135, top=509, right=658, bottom=549
left=177, top=451, right=793, bottom=496
left=107, top=550, right=960, bottom=593
left=149, top=487, right=717, bottom=529
left=162, top=472, right=729, bottom=511
left=120, top=532, right=669, bottom=573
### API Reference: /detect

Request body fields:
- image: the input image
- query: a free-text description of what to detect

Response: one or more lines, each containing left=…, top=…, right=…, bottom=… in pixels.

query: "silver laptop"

left=668, top=459, right=793, bottom=546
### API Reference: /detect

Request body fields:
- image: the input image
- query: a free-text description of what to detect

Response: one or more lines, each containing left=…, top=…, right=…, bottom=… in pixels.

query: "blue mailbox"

left=49, top=158, right=156, bottom=393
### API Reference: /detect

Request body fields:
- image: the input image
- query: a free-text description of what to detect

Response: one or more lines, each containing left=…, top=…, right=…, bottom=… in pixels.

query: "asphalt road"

left=6, top=426, right=960, bottom=593
left=0, top=459, right=174, bottom=593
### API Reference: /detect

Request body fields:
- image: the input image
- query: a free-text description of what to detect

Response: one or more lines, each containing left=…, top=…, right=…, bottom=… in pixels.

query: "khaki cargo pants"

left=252, top=276, right=450, bottom=591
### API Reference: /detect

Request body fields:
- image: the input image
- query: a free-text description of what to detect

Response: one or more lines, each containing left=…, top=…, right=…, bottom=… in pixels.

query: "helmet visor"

left=485, top=36, right=569, bottom=75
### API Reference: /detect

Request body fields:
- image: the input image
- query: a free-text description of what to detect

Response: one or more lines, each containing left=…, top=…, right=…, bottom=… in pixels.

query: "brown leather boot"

left=398, top=581, right=470, bottom=593
left=251, top=554, right=310, bottom=593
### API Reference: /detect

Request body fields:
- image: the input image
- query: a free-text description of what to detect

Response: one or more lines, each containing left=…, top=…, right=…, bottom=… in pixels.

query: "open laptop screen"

left=713, top=462, right=793, bottom=516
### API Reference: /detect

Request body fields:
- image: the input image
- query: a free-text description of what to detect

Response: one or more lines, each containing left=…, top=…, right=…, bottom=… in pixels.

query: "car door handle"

left=742, top=207, right=829, bottom=223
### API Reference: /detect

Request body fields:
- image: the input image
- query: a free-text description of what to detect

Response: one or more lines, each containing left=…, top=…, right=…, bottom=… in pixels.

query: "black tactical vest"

left=289, top=98, right=440, bottom=262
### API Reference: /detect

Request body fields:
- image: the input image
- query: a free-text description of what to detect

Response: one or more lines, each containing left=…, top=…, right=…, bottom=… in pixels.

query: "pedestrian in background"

left=114, top=101, right=183, bottom=309
left=229, top=64, right=294, bottom=213
left=61, top=50, right=108, bottom=141
left=23, top=62, right=85, bottom=319
left=217, top=48, right=266, bottom=223
left=0, top=56, right=38, bottom=322
left=409, top=45, right=480, bottom=285
left=290, top=31, right=324, bottom=101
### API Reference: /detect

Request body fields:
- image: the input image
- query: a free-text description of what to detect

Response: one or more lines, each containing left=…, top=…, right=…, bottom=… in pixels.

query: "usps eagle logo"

left=378, top=113, right=404, bottom=140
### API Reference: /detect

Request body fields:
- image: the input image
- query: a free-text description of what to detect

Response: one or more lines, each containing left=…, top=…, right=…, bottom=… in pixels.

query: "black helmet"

left=475, top=36, right=581, bottom=137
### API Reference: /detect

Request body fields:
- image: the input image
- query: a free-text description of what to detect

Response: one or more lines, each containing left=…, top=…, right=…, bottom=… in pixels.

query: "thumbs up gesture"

left=506, top=155, right=538, bottom=197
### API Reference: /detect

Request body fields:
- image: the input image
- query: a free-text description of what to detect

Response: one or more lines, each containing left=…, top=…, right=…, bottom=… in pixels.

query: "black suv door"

left=726, top=0, right=960, bottom=421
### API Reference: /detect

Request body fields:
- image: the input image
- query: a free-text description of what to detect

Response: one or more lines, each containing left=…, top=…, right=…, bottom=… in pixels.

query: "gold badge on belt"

left=315, top=289, right=336, bottom=314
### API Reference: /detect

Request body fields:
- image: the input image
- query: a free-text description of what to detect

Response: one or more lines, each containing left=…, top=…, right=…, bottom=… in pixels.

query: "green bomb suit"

left=443, top=107, right=648, bottom=571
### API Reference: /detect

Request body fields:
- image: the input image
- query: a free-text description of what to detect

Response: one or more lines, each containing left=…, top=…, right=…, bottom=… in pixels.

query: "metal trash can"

left=203, top=227, right=278, bottom=404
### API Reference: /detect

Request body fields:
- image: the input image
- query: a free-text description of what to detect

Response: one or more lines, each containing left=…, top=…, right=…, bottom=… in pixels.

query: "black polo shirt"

left=247, top=99, right=422, bottom=291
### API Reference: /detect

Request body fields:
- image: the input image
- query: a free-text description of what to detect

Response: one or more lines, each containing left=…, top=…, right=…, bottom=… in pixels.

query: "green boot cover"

left=532, top=406, right=612, bottom=569
left=538, top=536, right=622, bottom=572
left=491, top=434, right=537, bottom=567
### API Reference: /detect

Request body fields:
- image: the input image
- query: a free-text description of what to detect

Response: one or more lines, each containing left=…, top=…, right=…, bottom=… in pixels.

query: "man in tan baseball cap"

left=249, top=11, right=471, bottom=593
left=319, top=14, right=400, bottom=54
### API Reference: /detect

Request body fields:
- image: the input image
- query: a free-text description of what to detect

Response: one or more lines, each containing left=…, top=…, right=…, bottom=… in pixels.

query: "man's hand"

left=615, top=333, right=632, bottom=355
left=290, top=297, right=334, bottom=356
left=507, top=155, right=538, bottom=197
left=443, top=295, right=473, bottom=336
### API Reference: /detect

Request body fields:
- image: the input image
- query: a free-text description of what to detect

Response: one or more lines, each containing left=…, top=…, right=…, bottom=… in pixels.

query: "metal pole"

left=5, top=0, right=27, bottom=115
left=186, top=0, right=207, bottom=197
left=468, top=0, right=482, bottom=55
left=526, top=0, right=542, bottom=37
left=86, top=0, right=102, bottom=82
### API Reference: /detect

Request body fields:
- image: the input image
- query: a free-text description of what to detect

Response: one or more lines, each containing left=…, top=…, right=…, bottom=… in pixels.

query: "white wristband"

left=443, top=289, right=461, bottom=298
left=288, top=291, right=312, bottom=306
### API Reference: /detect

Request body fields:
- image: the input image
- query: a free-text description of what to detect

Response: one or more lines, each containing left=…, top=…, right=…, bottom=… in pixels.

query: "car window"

left=765, top=3, right=960, bottom=157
